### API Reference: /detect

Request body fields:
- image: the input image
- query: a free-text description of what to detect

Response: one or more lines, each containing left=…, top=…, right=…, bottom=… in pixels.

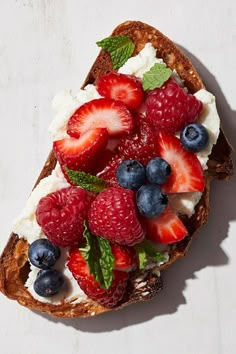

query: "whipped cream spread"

left=13, top=43, right=220, bottom=303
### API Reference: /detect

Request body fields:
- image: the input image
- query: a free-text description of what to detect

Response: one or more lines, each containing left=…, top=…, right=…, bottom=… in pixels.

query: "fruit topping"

left=146, top=157, right=171, bottom=185
left=28, top=239, right=60, bottom=269
left=136, top=184, right=168, bottom=218
left=36, top=186, right=93, bottom=247
left=67, top=248, right=128, bottom=307
left=111, top=244, right=138, bottom=271
left=143, top=207, right=188, bottom=244
left=96, top=72, right=144, bottom=111
left=116, top=160, right=146, bottom=190
left=145, top=78, right=203, bottom=133
left=53, top=128, right=108, bottom=173
left=157, top=132, right=205, bottom=193
left=88, top=186, right=145, bottom=246
left=33, top=269, right=65, bottom=297
left=67, top=98, right=134, bottom=138
left=180, top=123, right=209, bottom=152
left=98, top=114, right=159, bottom=183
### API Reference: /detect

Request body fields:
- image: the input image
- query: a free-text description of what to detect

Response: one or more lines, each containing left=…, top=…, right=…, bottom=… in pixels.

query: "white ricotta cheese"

left=25, top=247, right=88, bottom=304
left=194, top=89, right=220, bottom=169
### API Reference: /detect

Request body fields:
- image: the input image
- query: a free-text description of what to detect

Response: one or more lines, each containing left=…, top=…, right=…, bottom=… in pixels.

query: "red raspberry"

left=36, top=186, right=93, bottom=247
left=67, top=248, right=128, bottom=307
left=97, top=114, right=159, bottom=184
left=88, top=187, right=145, bottom=246
left=145, top=79, right=203, bottom=133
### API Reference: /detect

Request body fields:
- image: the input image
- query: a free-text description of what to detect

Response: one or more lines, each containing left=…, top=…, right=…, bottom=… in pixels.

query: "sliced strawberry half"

left=143, top=208, right=188, bottom=244
left=157, top=132, right=205, bottom=193
left=96, top=72, right=144, bottom=111
left=67, top=98, right=134, bottom=138
left=111, top=244, right=138, bottom=272
left=53, top=128, right=109, bottom=172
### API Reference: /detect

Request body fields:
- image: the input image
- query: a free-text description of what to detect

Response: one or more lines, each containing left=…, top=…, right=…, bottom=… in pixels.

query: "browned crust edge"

left=0, top=20, right=233, bottom=318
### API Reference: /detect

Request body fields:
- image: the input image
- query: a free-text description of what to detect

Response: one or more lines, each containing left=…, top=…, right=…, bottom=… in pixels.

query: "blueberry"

left=34, top=269, right=65, bottom=297
left=28, top=239, right=60, bottom=269
left=136, top=184, right=168, bottom=218
left=180, top=123, right=209, bottom=152
left=146, top=158, right=171, bottom=184
left=116, top=160, right=146, bottom=190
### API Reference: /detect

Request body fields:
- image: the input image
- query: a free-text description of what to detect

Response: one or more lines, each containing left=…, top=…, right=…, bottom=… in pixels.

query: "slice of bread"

left=0, top=21, right=233, bottom=318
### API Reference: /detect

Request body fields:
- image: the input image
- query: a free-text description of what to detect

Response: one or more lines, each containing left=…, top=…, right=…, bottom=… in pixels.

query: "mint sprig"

left=142, top=63, right=172, bottom=91
left=80, top=223, right=114, bottom=289
left=135, top=240, right=167, bottom=270
left=96, top=35, right=135, bottom=69
left=66, top=168, right=107, bottom=193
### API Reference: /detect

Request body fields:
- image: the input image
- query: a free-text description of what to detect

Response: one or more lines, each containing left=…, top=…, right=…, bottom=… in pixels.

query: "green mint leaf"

left=96, top=35, right=135, bottom=69
left=135, top=240, right=166, bottom=270
left=135, top=245, right=147, bottom=270
left=80, top=223, right=114, bottom=290
left=142, top=63, right=172, bottom=91
left=97, top=237, right=114, bottom=289
left=66, top=169, right=107, bottom=193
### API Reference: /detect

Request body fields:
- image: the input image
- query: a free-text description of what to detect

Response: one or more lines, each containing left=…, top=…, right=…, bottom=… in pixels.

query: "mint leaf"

left=135, top=245, right=147, bottom=270
left=80, top=223, right=114, bottom=289
left=66, top=169, right=107, bottom=193
left=135, top=240, right=166, bottom=270
left=142, top=63, right=172, bottom=91
left=96, top=35, right=135, bottom=69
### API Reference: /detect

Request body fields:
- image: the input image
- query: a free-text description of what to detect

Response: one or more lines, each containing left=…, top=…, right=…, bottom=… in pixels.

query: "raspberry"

left=36, top=186, right=93, bottom=247
left=67, top=248, right=128, bottom=307
left=98, top=114, right=159, bottom=184
left=145, top=79, right=203, bottom=133
left=88, top=187, right=145, bottom=246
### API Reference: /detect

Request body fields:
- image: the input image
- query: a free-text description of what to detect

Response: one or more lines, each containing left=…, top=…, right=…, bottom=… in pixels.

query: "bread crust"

left=0, top=21, right=233, bottom=318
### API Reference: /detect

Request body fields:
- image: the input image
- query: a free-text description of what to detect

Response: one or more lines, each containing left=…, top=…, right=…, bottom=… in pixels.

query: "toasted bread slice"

left=0, top=21, right=233, bottom=318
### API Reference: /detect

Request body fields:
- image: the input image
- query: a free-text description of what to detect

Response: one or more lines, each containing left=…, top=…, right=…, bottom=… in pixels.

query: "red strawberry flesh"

left=67, top=248, right=128, bottom=308
left=144, top=207, right=188, bottom=244
left=53, top=128, right=108, bottom=173
left=157, top=132, right=205, bottom=193
left=96, top=72, right=144, bottom=111
left=67, top=98, right=134, bottom=138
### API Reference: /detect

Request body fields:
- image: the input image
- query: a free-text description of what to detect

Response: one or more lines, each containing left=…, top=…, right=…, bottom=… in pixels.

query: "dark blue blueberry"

left=34, top=269, right=65, bottom=297
left=136, top=184, right=168, bottom=218
left=28, top=239, right=60, bottom=269
left=146, top=158, right=171, bottom=185
left=116, top=160, right=146, bottom=190
left=180, top=123, right=209, bottom=152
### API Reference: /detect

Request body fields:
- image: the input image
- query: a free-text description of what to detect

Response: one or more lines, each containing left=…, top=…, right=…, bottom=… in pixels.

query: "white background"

left=0, top=1, right=235, bottom=353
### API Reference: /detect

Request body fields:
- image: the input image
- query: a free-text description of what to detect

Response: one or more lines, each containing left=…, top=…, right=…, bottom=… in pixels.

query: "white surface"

left=0, top=1, right=235, bottom=353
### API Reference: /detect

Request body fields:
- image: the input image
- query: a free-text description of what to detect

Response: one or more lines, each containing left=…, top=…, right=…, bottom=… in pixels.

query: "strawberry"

left=88, top=186, right=145, bottom=246
left=157, top=132, right=205, bottom=193
left=53, top=128, right=108, bottom=173
left=67, top=248, right=128, bottom=308
left=67, top=98, right=134, bottom=138
left=96, top=72, right=144, bottom=111
left=143, top=208, right=188, bottom=244
left=111, top=244, right=138, bottom=271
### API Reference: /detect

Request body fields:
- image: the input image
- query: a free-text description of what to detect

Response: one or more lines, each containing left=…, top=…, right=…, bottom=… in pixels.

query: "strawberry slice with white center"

left=96, top=72, right=144, bottom=111
left=157, top=132, right=205, bottom=193
left=67, top=98, right=134, bottom=138
left=53, top=128, right=109, bottom=172
left=144, top=208, right=188, bottom=244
